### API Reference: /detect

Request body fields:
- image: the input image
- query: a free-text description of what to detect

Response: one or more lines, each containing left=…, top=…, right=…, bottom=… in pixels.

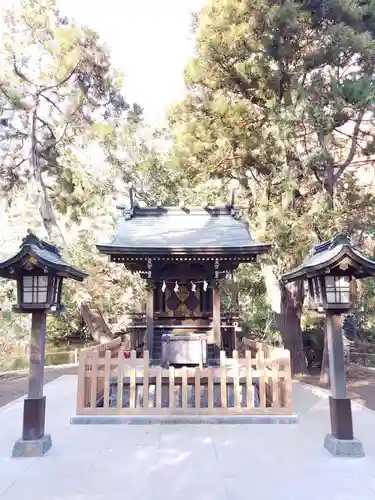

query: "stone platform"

left=1, top=376, right=375, bottom=500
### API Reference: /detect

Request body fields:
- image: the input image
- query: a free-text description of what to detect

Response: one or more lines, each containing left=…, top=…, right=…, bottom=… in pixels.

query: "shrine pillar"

left=146, top=259, right=154, bottom=356
left=146, top=285, right=154, bottom=355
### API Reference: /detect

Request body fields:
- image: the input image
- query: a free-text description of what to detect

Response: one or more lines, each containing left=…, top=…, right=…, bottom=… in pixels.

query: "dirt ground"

left=300, top=363, right=375, bottom=411
left=2, top=363, right=375, bottom=411
left=0, top=366, right=77, bottom=408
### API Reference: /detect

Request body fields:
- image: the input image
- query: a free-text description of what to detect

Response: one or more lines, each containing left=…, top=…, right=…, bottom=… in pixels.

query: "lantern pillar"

left=324, top=311, right=364, bottom=457
left=12, top=310, right=52, bottom=458
left=28, top=310, right=46, bottom=399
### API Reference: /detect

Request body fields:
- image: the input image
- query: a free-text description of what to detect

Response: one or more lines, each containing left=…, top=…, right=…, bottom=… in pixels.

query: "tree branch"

left=334, top=127, right=369, bottom=148
left=35, top=116, right=56, bottom=139
left=333, top=109, right=365, bottom=182
left=37, top=65, right=79, bottom=95
left=12, top=54, right=37, bottom=86
left=39, top=93, right=63, bottom=114
left=13, top=156, right=30, bottom=170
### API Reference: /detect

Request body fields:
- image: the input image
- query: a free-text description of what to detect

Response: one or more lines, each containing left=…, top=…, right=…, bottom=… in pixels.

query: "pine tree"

left=170, top=0, right=375, bottom=373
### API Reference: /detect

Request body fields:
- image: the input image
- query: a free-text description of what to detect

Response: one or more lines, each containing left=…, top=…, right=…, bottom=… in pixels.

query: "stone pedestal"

left=12, top=434, right=52, bottom=458
left=324, top=434, right=365, bottom=458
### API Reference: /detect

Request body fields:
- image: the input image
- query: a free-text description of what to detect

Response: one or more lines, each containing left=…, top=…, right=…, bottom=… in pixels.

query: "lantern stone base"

left=324, top=434, right=365, bottom=458
left=12, top=434, right=52, bottom=458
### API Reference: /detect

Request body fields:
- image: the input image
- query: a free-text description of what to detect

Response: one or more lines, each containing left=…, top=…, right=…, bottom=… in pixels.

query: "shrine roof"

left=97, top=205, right=270, bottom=257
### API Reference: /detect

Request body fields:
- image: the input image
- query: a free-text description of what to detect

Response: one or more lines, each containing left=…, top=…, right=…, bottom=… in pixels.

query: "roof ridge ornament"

left=310, top=233, right=352, bottom=257
left=329, top=232, right=351, bottom=249
left=21, top=231, right=61, bottom=257
left=21, top=231, right=40, bottom=247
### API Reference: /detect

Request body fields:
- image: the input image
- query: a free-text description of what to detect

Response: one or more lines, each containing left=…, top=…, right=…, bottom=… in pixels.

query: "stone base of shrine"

left=70, top=414, right=299, bottom=425
left=12, top=434, right=52, bottom=458
left=324, top=434, right=365, bottom=458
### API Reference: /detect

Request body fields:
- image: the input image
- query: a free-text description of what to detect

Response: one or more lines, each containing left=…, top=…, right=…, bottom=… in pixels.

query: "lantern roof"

left=0, top=232, right=88, bottom=281
left=282, top=233, right=375, bottom=282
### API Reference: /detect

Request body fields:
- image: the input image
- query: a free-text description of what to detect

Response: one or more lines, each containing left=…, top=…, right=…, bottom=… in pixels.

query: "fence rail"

left=76, top=345, right=292, bottom=416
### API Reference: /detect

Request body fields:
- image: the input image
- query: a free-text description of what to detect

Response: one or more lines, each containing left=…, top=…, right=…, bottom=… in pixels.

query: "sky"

left=57, top=0, right=205, bottom=126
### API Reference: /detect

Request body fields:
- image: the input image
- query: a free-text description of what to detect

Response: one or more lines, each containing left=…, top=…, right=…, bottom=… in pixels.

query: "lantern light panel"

left=19, top=274, right=63, bottom=310
left=52, top=276, right=62, bottom=305
left=22, top=276, right=48, bottom=304
left=307, top=275, right=352, bottom=311
left=325, top=276, right=350, bottom=304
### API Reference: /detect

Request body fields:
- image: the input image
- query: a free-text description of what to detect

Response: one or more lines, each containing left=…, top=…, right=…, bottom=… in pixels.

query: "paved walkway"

left=1, top=377, right=375, bottom=499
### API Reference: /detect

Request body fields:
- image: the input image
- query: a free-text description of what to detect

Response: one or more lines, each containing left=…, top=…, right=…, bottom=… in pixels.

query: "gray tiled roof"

left=282, top=233, right=375, bottom=281
left=0, top=233, right=87, bottom=281
left=97, top=207, right=269, bottom=254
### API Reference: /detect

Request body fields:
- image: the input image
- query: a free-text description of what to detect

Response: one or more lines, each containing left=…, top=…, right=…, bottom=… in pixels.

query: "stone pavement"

left=1, top=376, right=375, bottom=499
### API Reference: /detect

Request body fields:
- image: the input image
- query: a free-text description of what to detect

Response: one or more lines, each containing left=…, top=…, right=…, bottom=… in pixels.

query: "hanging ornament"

left=161, top=280, right=166, bottom=293
left=174, top=281, right=179, bottom=293
left=203, top=280, right=208, bottom=291
left=191, top=281, right=197, bottom=292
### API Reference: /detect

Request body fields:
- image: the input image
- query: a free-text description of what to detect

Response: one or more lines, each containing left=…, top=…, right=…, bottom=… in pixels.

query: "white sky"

left=58, top=0, right=204, bottom=126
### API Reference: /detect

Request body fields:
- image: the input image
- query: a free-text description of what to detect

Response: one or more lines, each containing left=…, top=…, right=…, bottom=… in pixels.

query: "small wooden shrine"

left=97, top=195, right=270, bottom=363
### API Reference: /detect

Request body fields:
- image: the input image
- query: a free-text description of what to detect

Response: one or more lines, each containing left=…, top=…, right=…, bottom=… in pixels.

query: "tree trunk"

left=261, top=262, right=307, bottom=374
left=80, top=302, right=113, bottom=344
left=30, top=106, right=66, bottom=247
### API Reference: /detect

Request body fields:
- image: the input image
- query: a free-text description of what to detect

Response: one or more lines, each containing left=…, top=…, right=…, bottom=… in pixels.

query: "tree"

left=169, top=0, right=375, bottom=373
left=0, top=0, right=146, bottom=345
left=0, top=0, right=141, bottom=244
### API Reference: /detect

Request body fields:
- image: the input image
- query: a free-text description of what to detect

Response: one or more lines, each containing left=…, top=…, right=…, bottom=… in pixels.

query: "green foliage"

left=168, top=0, right=375, bottom=370
left=0, top=0, right=153, bottom=349
left=0, top=0, right=141, bottom=242
left=170, top=0, right=375, bottom=265
left=236, top=264, right=280, bottom=343
left=2, top=0, right=375, bottom=364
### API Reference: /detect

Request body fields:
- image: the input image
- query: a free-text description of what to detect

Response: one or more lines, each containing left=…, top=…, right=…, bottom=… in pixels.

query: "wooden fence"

left=76, top=345, right=292, bottom=416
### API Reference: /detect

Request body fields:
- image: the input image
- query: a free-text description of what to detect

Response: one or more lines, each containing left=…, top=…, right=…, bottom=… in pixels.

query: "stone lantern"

left=282, top=233, right=375, bottom=457
left=0, top=232, right=87, bottom=457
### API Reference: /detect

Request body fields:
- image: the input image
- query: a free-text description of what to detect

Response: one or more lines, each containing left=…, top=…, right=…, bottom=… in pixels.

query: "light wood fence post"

left=103, top=349, right=111, bottom=410
left=143, top=350, right=150, bottom=409
left=233, top=350, right=240, bottom=409
left=130, top=350, right=136, bottom=409
left=220, top=350, right=227, bottom=408
left=271, top=353, right=280, bottom=409
left=246, top=350, right=253, bottom=409
left=182, top=366, right=188, bottom=410
left=156, top=366, right=162, bottom=409
left=284, top=350, right=292, bottom=413
left=257, top=350, right=266, bottom=409
left=117, top=347, right=124, bottom=410
left=195, top=367, right=201, bottom=409
left=207, top=367, right=214, bottom=410
left=169, top=366, right=175, bottom=410
left=76, top=349, right=86, bottom=413
left=90, top=350, right=98, bottom=409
